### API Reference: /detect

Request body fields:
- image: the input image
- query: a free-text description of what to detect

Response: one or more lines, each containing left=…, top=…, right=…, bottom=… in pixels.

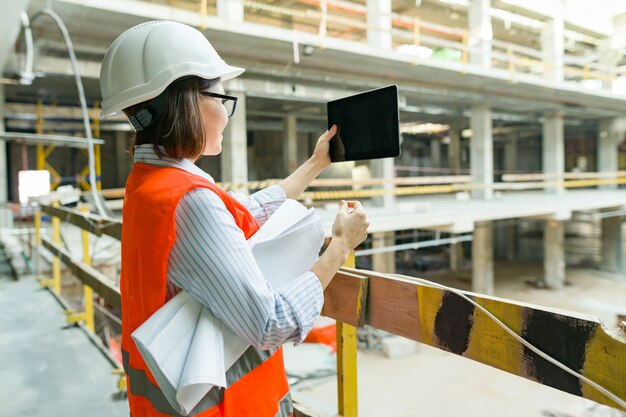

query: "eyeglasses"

left=200, top=91, right=238, bottom=118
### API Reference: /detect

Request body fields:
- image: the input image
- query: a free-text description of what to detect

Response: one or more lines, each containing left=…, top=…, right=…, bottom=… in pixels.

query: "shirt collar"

left=133, top=144, right=215, bottom=184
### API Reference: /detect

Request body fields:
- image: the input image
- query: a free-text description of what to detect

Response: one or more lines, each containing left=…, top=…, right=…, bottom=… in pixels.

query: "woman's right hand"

left=331, top=200, right=369, bottom=250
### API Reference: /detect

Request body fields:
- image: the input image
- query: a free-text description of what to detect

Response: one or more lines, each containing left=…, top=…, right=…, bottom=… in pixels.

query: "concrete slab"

left=317, top=190, right=626, bottom=237
left=0, top=275, right=129, bottom=417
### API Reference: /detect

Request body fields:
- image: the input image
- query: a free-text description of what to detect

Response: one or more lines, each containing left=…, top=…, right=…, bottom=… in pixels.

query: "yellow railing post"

left=66, top=207, right=95, bottom=332
left=94, top=102, right=102, bottom=191
left=34, top=207, right=42, bottom=276
left=39, top=201, right=62, bottom=293
left=52, top=201, right=62, bottom=295
left=82, top=207, right=95, bottom=332
left=336, top=251, right=358, bottom=417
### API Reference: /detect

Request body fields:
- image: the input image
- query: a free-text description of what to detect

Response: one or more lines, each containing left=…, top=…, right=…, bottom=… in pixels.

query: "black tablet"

left=327, top=85, right=400, bottom=162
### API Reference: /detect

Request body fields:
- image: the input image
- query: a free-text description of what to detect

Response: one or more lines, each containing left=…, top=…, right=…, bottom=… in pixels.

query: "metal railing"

left=140, top=0, right=617, bottom=86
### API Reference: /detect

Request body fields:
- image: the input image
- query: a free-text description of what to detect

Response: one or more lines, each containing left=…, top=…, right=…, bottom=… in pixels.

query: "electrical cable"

left=20, top=8, right=109, bottom=218
left=387, top=273, right=626, bottom=409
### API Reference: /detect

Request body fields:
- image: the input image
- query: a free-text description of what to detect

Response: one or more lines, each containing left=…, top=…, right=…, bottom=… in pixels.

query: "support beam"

left=468, top=0, right=492, bottom=68
left=450, top=241, right=464, bottom=272
left=506, top=223, right=517, bottom=262
left=0, top=84, right=6, bottom=202
left=472, top=221, right=493, bottom=294
left=0, top=84, right=9, bottom=228
left=542, top=110, right=564, bottom=194
left=541, top=7, right=564, bottom=84
left=504, top=136, right=517, bottom=173
left=601, top=13, right=626, bottom=90
left=544, top=220, right=565, bottom=289
left=283, top=114, right=298, bottom=175
left=470, top=104, right=493, bottom=200
left=366, top=0, right=392, bottom=49
left=221, top=91, right=248, bottom=186
left=372, top=232, right=395, bottom=274
left=430, top=138, right=441, bottom=168
left=597, top=118, right=625, bottom=190
left=601, top=215, right=624, bottom=275
left=216, top=0, right=243, bottom=23
left=448, top=126, right=461, bottom=174
left=369, top=158, right=395, bottom=208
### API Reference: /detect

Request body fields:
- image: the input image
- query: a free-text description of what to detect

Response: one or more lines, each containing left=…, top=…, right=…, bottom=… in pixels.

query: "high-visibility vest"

left=121, top=163, right=292, bottom=417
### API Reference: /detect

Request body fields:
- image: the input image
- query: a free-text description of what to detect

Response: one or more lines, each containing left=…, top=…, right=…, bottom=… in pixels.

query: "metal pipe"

left=355, top=234, right=474, bottom=256
left=21, top=9, right=108, bottom=218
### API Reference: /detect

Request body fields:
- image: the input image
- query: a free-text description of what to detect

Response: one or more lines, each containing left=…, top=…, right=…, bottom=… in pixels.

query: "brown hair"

left=124, top=76, right=219, bottom=160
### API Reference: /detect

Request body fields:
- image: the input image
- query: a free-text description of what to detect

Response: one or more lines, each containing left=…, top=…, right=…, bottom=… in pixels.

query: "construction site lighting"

left=18, top=170, right=50, bottom=206
left=400, top=122, right=450, bottom=134
left=398, top=44, right=433, bottom=58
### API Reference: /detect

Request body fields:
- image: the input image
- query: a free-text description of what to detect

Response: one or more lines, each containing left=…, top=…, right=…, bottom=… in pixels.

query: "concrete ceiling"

left=2, top=0, right=624, bottom=131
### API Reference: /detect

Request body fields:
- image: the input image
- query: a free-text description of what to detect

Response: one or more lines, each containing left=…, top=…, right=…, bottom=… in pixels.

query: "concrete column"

left=602, top=13, right=626, bottom=90
left=217, top=0, right=244, bottom=23
left=542, top=110, right=564, bottom=194
left=372, top=232, right=395, bottom=274
left=541, top=5, right=564, bottom=84
left=0, top=84, right=6, bottom=203
left=506, top=223, right=517, bottom=262
left=450, top=241, right=464, bottom=272
left=115, top=131, right=130, bottom=187
left=504, top=136, right=517, bottom=173
left=601, top=215, right=623, bottom=274
left=472, top=221, right=494, bottom=294
left=283, top=115, right=298, bottom=175
left=0, top=84, right=9, bottom=227
left=297, top=132, right=311, bottom=166
left=598, top=38, right=618, bottom=90
left=430, top=138, right=441, bottom=168
left=370, top=158, right=395, bottom=208
left=597, top=118, right=625, bottom=190
left=448, top=127, right=461, bottom=174
left=366, top=0, right=392, bottom=49
left=468, top=0, right=492, bottom=68
left=470, top=104, right=493, bottom=200
left=544, top=220, right=565, bottom=289
left=221, top=91, right=248, bottom=186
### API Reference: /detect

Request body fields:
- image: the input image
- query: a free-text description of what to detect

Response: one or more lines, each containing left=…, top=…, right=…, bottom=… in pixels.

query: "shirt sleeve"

left=167, top=188, right=323, bottom=350
left=228, top=184, right=286, bottom=226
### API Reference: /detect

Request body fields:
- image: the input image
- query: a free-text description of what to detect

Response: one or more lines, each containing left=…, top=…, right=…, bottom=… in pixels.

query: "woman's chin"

left=202, top=146, right=222, bottom=156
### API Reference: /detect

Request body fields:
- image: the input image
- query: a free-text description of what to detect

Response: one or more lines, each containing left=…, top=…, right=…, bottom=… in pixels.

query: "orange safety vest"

left=121, top=163, right=292, bottom=417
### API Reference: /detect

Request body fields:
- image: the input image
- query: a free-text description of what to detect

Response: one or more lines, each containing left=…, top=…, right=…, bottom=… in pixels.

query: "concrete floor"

left=0, top=273, right=129, bottom=417
left=294, top=263, right=626, bottom=417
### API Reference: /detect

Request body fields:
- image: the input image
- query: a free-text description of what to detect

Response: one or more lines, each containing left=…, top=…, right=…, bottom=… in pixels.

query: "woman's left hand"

left=311, top=125, right=337, bottom=170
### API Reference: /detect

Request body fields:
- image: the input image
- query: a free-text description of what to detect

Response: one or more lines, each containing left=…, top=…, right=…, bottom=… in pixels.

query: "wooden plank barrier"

left=341, top=268, right=626, bottom=411
left=40, top=203, right=122, bottom=240
left=41, top=236, right=121, bottom=309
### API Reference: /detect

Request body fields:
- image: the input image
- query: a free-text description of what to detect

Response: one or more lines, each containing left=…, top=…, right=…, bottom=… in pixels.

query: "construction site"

left=0, top=0, right=625, bottom=416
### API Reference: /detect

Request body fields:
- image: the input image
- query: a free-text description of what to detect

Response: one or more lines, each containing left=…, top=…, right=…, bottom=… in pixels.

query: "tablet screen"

left=327, top=85, right=400, bottom=162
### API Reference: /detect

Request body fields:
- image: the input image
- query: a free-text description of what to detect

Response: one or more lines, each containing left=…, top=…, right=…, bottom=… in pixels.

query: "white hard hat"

left=99, top=21, right=244, bottom=118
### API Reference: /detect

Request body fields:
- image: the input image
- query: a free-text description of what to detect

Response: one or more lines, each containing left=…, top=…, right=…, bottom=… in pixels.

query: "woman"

left=100, top=21, right=369, bottom=417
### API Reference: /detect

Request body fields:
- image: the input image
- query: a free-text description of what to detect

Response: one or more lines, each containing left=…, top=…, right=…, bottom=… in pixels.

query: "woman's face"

left=199, top=81, right=229, bottom=156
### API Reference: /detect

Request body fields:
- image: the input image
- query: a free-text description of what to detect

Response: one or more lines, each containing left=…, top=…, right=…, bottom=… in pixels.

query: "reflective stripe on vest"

left=123, top=346, right=291, bottom=417
left=121, top=164, right=292, bottom=416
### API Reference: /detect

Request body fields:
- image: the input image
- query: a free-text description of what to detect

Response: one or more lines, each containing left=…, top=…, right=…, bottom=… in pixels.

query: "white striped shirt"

left=134, top=145, right=323, bottom=349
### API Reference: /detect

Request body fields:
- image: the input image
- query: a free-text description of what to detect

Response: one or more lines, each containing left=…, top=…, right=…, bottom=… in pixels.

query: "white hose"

left=21, top=8, right=108, bottom=218
left=19, top=12, right=34, bottom=85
